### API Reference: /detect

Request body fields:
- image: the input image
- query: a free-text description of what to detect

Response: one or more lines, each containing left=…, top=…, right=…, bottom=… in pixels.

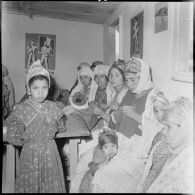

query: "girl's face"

left=102, top=143, right=118, bottom=160
left=94, top=74, right=107, bottom=89
left=125, top=72, right=140, bottom=91
left=79, top=75, right=92, bottom=87
left=109, top=68, right=123, bottom=89
left=153, top=103, right=165, bottom=122
left=29, top=79, right=49, bottom=103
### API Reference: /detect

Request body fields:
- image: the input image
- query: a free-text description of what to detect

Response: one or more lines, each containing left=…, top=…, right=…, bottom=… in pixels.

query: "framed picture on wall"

left=130, top=11, right=143, bottom=58
left=25, top=33, right=56, bottom=73
left=155, top=2, right=168, bottom=33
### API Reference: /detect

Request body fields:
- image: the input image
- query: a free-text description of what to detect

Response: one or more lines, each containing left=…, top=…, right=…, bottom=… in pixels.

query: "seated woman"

left=137, top=96, right=193, bottom=193
left=89, top=64, right=115, bottom=130
left=70, top=58, right=163, bottom=192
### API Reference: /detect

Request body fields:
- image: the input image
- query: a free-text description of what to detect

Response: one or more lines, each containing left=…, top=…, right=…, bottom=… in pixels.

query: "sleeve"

left=5, top=113, right=25, bottom=146
left=55, top=101, right=66, bottom=132
left=140, top=142, right=170, bottom=192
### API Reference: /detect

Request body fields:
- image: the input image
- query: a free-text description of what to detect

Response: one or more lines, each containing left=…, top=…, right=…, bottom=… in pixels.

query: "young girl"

left=79, top=128, right=118, bottom=193
left=4, top=60, right=66, bottom=193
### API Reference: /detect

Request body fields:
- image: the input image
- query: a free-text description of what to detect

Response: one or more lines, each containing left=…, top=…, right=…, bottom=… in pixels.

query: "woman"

left=91, top=57, right=164, bottom=193
left=88, top=64, right=115, bottom=130
left=138, top=97, right=193, bottom=193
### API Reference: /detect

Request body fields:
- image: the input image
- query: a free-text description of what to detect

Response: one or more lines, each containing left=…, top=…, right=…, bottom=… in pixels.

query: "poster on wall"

left=25, top=33, right=56, bottom=73
left=130, top=11, right=143, bottom=58
left=155, top=2, right=168, bottom=33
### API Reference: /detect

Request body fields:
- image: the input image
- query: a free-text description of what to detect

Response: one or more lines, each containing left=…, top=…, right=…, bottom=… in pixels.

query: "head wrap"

left=126, top=57, right=154, bottom=94
left=26, top=60, right=50, bottom=95
left=91, top=61, right=104, bottom=69
left=152, top=92, right=170, bottom=110
left=77, top=62, right=90, bottom=70
left=94, top=64, right=110, bottom=76
left=98, top=127, right=118, bottom=148
left=69, top=65, right=98, bottom=107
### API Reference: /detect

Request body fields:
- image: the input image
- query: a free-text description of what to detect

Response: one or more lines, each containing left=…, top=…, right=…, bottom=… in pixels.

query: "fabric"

left=5, top=100, right=66, bottom=193
left=79, top=146, right=107, bottom=193
left=93, top=64, right=110, bottom=76
left=2, top=64, right=15, bottom=119
left=147, top=145, right=193, bottom=193
left=69, top=65, right=98, bottom=104
left=127, top=57, right=154, bottom=94
left=26, top=60, right=50, bottom=95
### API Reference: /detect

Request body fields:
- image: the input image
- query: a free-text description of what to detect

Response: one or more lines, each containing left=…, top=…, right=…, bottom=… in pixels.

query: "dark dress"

left=5, top=99, right=66, bottom=193
left=109, top=88, right=153, bottom=138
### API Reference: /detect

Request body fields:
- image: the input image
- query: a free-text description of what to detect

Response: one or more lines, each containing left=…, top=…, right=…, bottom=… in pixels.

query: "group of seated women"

left=63, top=57, right=193, bottom=193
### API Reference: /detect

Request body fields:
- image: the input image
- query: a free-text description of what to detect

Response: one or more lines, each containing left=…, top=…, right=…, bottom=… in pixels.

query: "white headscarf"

left=127, top=57, right=154, bottom=94
left=69, top=65, right=98, bottom=106
left=26, top=60, right=50, bottom=95
left=93, top=64, right=110, bottom=76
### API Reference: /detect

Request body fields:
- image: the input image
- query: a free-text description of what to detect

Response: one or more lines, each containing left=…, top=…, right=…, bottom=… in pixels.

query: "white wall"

left=2, top=13, right=103, bottom=102
left=103, top=2, right=193, bottom=101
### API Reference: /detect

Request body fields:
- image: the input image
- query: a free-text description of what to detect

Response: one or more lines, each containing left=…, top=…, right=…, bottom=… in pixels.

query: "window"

left=172, top=2, right=193, bottom=83
left=111, top=19, right=120, bottom=61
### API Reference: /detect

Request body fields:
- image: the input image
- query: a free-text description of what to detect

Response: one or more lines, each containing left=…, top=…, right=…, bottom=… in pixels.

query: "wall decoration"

left=155, top=2, right=168, bottom=33
left=25, top=33, right=56, bottom=73
left=130, top=11, right=143, bottom=58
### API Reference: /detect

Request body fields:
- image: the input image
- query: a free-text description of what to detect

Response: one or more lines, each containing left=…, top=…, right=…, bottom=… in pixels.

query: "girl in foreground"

left=5, top=60, right=66, bottom=193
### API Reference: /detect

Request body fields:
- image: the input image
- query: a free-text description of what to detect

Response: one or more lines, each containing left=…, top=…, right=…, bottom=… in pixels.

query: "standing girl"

left=4, top=60, right=66, bottom=193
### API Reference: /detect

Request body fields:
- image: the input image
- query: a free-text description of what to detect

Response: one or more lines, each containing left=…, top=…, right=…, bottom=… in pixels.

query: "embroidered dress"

left=5, top=99, right=66, bottom=193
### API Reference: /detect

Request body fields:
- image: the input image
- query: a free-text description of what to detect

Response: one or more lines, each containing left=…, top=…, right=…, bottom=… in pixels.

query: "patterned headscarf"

left=126, top=57, right=154, bottom=94
left=26, top=60, right=50, bottom=95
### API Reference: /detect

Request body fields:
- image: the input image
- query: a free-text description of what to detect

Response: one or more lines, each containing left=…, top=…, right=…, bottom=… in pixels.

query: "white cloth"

left=147, top=145, right=193, bottom=193
left=93, top=64, right=110, bottom=76
left=130, top=57, right=154, bottom=95
left=69, top=65, right=98, bottom=106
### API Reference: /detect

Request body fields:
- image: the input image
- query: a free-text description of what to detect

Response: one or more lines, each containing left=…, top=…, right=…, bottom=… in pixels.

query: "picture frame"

left=130, top=11, right=143, bottom=58
left=155, top=2, right=168, bottom=33
left=25, top=33, right=56, bottom=73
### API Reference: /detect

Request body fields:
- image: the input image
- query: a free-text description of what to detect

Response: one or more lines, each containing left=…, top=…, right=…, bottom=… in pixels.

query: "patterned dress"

left=5, top=99, right=66, bottom=193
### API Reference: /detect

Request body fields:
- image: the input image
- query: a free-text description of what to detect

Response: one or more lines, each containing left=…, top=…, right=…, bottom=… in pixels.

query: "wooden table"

left=55, top=131, right=91, bottom=185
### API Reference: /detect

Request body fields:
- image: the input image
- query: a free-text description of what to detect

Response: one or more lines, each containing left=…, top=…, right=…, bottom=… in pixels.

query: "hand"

left=109, top=100, right=119, bottom=111
left=122, top=106, right=142, bottom=123
left=62, top=105, right=75, bottom=116
left=93, top=106, right=104, bottom=116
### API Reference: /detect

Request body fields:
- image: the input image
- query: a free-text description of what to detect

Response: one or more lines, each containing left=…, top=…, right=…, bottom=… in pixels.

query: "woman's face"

left=79, top=75, right=92, bottom=87
left=94, top=74, right=107, bottom=90
left=125, top=72, right=140, bottom=91
left=164, top=110, right=182, bottom=147
left=109, top=68, right=124, bottom=89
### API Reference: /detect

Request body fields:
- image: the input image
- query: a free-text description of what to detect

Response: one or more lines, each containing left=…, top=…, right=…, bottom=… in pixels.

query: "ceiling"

left=1, top=1, right=121, bottom=24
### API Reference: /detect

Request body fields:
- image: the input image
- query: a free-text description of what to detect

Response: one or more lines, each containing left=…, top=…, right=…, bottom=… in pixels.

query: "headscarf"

left=77, top=62, right=90, bottom=70
left=94, top=64, right=110, bottom=76
left=94, top=64, right=115, bottom=106
left=26, top=59, right=50, bottom=95
left=162, top=96, right=193, bottom=145
left=126, top=57, right=154, bottom=94
left=69, top=65, right=98, bottom=106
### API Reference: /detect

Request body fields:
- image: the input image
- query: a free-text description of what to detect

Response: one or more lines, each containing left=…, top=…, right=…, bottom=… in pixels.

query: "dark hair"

left=46, top=76, right=60, bottom=101
left=91, top=61, right=104, bottom=70
left=108, top=65, right=126, bottom=83
left=28, top=74, right=49, bottom=88
left=98, top=131, right=118, bottom=149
